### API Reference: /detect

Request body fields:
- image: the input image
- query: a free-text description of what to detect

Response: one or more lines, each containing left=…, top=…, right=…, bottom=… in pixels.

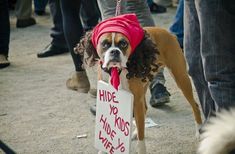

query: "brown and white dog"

left=75, top=14, right=202, bottom=154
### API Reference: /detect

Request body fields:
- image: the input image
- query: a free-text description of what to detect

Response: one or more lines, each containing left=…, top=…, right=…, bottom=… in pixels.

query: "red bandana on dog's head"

left=91, top=13, right=144, bottom=53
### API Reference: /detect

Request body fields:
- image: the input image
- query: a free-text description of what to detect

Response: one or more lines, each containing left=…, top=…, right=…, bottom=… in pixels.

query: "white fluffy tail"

left=198, top=108, right=235, bottom=154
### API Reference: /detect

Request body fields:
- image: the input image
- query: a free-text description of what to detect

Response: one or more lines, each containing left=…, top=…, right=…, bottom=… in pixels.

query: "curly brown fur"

left=74, top=31, right=98, bottom=67
left=74, top=31, right=159, bottom=82
left=126, top=31, right=159, bottom=82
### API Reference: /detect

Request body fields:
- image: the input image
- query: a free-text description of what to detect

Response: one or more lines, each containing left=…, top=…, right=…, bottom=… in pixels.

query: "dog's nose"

left=110, top=49, right=120, bottom=56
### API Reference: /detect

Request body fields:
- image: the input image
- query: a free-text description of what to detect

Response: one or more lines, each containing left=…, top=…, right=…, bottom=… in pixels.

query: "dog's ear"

left=74, top=31, right=99, bottom=67
left=126, top=31, right=159, bottom=82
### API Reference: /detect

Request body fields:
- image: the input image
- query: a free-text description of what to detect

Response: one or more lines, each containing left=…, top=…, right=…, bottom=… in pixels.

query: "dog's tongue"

left=110, top=67, right=120, bottom=90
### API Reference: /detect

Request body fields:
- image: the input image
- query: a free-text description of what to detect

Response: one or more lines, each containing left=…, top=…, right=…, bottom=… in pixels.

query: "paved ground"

left=0, top=7, right=202, bottom=154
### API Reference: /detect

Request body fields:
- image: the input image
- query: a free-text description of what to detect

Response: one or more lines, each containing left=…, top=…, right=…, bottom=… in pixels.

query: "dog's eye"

left=102, top=41, right=111, bottom=49
left=118, top=40, right=128, bottom=49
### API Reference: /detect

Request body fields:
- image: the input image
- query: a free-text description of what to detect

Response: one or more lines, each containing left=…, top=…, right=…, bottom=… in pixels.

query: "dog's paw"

left=195, top=123, right=202, bottom=140
left=132, top=128, right=138, bottom=140
left=136, top=140, right=146, bottom=154
left=195, top=130, right=201, bottom=140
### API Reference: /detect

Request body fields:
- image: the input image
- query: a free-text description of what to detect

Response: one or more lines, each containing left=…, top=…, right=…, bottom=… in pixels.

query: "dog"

left=198, top=108, right=235, bottom=154
left=75, top=14, right=202, bottom=154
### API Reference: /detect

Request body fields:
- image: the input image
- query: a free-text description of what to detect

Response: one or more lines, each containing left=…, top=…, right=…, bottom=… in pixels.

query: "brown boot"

left=66, top=71, right=90, bottom=93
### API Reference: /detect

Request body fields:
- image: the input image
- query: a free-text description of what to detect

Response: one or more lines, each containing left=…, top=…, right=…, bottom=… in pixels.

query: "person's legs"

left=60, top=0, right=90, bottom=93
left=15, top=0, right=36, bottom=28
left=60, top=0, right=83, bottom=71
left=80, top=0, right=100, bottom=31
left=147, top=0, right=167, bottom=14
left=184, top=0, right=215, bottom=119
left=37, top=0, right=68, bottom=58
left=80, top=0, right=100, bottom=96
left=15, top=0, right=32, bottom=19
left=197, top=0, right=235, bottom=110
left=169, top=0, right=183, bottom=48
left=34, top=0, right=48, bottom=15
left=0, top=0, right=10, bottom=57
left=0, top=0, right=10, bottom=68
left=48, top=0, right=67, bottom=48
left=149, top=68, right=171, bottom=107
left=96, top=0, right=116, bottom=20
left=124, top=0, right=155, bottom=26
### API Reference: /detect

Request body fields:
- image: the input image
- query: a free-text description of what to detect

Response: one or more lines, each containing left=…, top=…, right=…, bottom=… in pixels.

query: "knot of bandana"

left=91, top=13, right=144, bottom=53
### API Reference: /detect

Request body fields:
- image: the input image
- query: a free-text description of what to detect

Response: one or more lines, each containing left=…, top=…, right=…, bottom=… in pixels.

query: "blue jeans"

left=97, top=0, right=155, bottom=26
left=34, top=0, right=48, bottom=12
left=169, top=0, right=183, bottom=48
left=184, top=0, right=235, bottom=119
left=147, top=0, right=153, bottom=6
left=0, top=0, right=10, bottom=56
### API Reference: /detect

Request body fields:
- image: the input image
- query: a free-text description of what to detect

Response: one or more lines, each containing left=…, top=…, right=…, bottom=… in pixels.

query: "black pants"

left=49, top=0, right=100, bottom=71
left=0, top=0, right=10, bottom=57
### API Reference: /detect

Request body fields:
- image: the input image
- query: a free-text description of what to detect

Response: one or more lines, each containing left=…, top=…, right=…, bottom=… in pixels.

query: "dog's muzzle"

left=101, top=47, right=125, bottom=75
left=102, top=47, right=123, bottom=69
left=110, top=49, right=120, bottom=57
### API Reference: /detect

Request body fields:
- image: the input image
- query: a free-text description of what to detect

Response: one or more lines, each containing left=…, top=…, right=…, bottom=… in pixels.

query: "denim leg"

left=34, top=0, right=48, bottom=12
left=150, top=67, right=166, bottom=89
left=184, top=0, right=216, bottom=119
left=147, top=0, right=153, bottom=6
left=197, top=0, right=235, bottom=109
left=124, top=0, right=155, bottom=27
left=169, top=0, right=184, bottom=48
left=48, top=0, right=67, bottom=48
left=97, top=0, right=155, bottom=26
left=60, top=0, right=84, bottom=71
left=96, top=0, right=116, bottom=20
left=0, top=0, right=10, bottom=57
left=80, top=0, right=100, bottom=31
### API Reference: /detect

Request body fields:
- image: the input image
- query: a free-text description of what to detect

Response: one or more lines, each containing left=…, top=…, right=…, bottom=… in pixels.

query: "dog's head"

left=75, top=14, right=159, bottom=82
left=93, top=32, right=131, bottom=71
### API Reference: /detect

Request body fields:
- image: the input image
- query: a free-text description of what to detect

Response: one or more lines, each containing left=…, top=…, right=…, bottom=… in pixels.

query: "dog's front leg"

left=135, top=96, right=147, bottom=154
left=134, top=97, right=147, bottom=154
left=129, top=79, right=148, bottom=154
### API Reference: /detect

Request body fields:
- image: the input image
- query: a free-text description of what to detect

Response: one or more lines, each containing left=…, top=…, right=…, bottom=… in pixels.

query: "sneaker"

left=150, top=83, right=171, bottom=107
left=66, top=71, right=90, bottom=93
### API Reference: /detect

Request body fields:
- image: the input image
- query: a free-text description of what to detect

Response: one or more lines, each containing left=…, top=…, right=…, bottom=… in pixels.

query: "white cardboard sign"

left=95, top=81, right=133, bottom=154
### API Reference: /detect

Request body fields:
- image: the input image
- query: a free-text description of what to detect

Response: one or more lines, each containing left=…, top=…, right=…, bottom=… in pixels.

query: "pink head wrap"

left=91, top=13, right=144, bottom=53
